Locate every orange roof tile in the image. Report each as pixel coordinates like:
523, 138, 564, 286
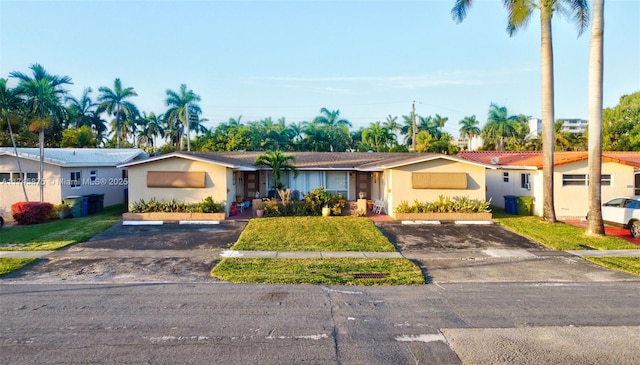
457, 151, 640, 169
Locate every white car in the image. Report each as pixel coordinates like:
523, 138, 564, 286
598, 196, 640, 238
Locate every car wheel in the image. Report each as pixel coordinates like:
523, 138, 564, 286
631, 221, 640, 238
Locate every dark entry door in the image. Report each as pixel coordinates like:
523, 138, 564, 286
244, 172, 259, 199
356, 172, 371, 199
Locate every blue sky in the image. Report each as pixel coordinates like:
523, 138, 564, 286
1, 0, 638, 138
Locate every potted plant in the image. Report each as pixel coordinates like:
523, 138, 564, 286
255, 202, 266, 217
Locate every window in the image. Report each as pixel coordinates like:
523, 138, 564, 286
521, 173, 531, 189
562, 174, 612, 186
503, 172, 509, 183
70, 171, 81, 188
562, 174, 587, 186
25, 173, 38, 184
11, 172, 21, 182
0, 172, 10, 183
325, 171, 348, 196
90, 170, 97, 182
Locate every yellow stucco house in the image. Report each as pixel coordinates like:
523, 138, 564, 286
118, 151, 491, 218
458, 151, 640, 218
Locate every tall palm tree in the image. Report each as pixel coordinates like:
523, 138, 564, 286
452, 0, 590, 222
0, 79, 29, 201
67, 87, 97, 128
165, 84, 201, 151
254, 150, 299, 190
586, 0, 605, 236
362, 121, 395, 152
458, 115, 481, 151
10, 64, 72, 202
97, 78, 139, 148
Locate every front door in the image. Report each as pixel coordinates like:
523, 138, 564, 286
244, 172, 259, 199
356, 172, 371, 199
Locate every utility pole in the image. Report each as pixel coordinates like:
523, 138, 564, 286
412, 101, 416, 152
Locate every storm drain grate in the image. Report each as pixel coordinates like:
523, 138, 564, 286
353, 273, 388, 279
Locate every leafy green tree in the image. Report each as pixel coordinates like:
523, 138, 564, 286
602, 91, 640, 151
165, 84, 202, 151
458, 115, 481, 150
302, 120, 330, 152
137, 112, 165, 152
98, 78, 139, 148
254, 150, 299, 190
10, 64, 72, 202
61, 125, 97, 147
453, 0, 590, 223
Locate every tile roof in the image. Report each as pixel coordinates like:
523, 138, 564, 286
0, 148, 146, 167
457, 151, 640, 169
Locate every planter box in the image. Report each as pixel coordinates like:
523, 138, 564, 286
393, 212, 492, 221
123, 212, 226, 221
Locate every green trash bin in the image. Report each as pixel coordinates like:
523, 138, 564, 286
63, 196, 83, 218
516, 196, 533, 216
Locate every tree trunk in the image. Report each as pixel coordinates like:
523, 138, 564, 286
540, 11, 557, 222
39, 129, 45, 203
587, 0, 605, 236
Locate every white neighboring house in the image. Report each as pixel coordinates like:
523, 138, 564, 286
458, 151, 640, 218
0, 148, 147, 217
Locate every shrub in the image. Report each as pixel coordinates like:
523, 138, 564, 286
11, 202, 55, 225
394, 195, 492, 214
129, 197, 224, 213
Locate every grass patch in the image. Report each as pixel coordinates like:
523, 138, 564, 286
0, 205, 125, 251
584, 257, 640, 275
492, 208, 639, 251
0, 258, 38, 276
232, 216, 397, 252
211, 258, 425, 285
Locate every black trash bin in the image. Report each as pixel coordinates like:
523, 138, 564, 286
96, 194, 104, 212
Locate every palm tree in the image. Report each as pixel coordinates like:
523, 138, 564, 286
165, 84, 201, 151
586, 0, 605, 236
10, 64, 72, 202
482, 104, 517, 150
363, 121, 397, 152
0, 79, 29, 201
452, 0, 590, 222
97, 78, 139, 148
313, 108, 352, 152
254, 150, 299, 190
458, 115, 481, 150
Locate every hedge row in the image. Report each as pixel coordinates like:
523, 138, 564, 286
11, 202, 54, 225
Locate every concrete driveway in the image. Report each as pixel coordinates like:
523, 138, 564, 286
376, 221, 640, 284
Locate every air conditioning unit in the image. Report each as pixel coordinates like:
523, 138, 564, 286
524, 183, 531, 190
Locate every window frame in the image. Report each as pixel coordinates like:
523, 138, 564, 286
70, 171, 81, 188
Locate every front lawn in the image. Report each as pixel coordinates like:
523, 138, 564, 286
211, 258, 425, 285
492, 209, 639, 251
0, 204, 125, 251
232, 216, 397, 252
214, 216, 423, 285
0, 258, 38, 276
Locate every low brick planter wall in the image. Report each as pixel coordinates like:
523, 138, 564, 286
122, 212, 226, 221
393, 212, 492, 221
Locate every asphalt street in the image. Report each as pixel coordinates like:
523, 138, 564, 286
1, 221, 639, 364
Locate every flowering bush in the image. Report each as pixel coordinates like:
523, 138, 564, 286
11, 202, 55, 225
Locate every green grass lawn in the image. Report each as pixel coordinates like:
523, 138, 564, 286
215, 216, 423, 285
0, 204, 125, 251
0, 258, 38, 276
492, 208, 639, 275
492, 209, 639, 251
232, 216, 397, 252
211, 258, 425, 285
